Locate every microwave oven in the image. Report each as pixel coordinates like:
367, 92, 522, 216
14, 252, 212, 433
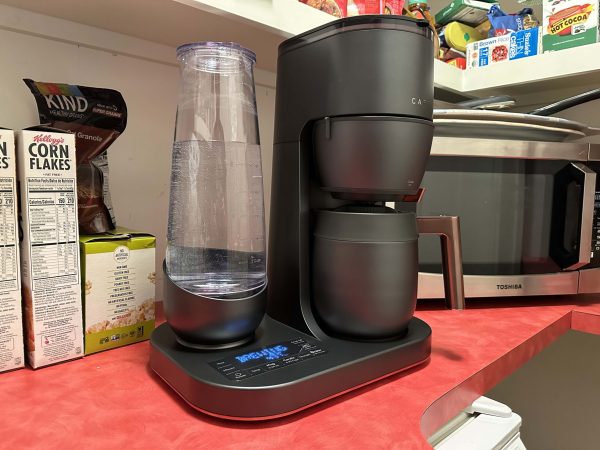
415, 137, 600, 298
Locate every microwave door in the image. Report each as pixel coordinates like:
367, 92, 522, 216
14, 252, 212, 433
549, 163, 596, 271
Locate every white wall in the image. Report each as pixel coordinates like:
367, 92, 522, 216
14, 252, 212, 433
0, 12, 276, 300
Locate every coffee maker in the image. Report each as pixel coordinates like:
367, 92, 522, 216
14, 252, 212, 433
151, 15, 462, 420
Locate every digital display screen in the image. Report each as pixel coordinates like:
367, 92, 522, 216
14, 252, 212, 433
210, 338, 327, 381
234, 345, 289, 364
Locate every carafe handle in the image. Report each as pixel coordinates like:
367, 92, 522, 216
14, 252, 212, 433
417, 216, 465, 310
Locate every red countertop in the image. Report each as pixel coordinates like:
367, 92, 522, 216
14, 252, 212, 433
3, 296, 600, 450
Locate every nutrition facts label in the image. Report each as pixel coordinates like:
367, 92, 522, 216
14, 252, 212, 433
0, 177, 18, 292
27, 177, 79, 290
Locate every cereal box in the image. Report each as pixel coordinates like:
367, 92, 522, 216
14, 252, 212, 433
0, 129, 24, 373
543, 0, 599, 52
80, 228, 155, 355
17, 127, 83, 368
467, 28, 542, 68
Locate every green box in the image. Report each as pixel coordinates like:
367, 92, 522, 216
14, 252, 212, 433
80, 227, 156, 355
435, 0, 497, 27
542, 0, 598, 52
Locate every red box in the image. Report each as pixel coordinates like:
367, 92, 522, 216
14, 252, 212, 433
347, 0, 404, 15
301, 0, 347, 18
383, 0, 405, 14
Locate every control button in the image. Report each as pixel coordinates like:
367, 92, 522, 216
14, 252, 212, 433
231, 371, 248, 380
265, 362, 281, 370
248, 367, 265, 375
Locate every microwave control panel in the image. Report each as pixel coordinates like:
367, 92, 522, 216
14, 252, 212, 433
591, 190, 600, 267
588, 162, 600, 269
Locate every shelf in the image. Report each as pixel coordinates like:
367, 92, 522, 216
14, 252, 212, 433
1, 0, 599, 102
461, 42, 600, 103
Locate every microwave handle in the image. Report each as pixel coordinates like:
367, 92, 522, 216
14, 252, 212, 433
417, 216, 466, 310
550, 162, 596, 271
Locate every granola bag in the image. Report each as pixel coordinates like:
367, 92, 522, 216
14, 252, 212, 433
24, 79, 127, 234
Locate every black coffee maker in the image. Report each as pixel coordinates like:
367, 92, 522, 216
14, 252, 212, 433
151, 15, 462, 420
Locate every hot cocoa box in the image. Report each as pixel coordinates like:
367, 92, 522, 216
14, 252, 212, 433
543, 0, 599, 52
79, 227, 155, 355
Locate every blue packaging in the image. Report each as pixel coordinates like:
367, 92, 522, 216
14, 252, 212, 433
508, 28, 541, 60
467, 27, 541, 68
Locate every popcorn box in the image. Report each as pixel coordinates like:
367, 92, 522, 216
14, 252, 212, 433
0, 129, 24, 373
80, 228, 155, 355
16, 127, 83, 368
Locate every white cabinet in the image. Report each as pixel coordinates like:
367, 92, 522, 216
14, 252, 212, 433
2, 0, 599, 102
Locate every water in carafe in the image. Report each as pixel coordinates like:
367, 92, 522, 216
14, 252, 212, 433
166, 43, 266, 299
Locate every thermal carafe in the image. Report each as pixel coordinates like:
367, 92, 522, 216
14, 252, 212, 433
164, 42, 267, 348
312, 206, 419, 338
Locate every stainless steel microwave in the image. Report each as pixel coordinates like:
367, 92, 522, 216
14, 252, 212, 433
415, 137, 600, 298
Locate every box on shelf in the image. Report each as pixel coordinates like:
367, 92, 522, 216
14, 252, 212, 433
80, 228, 155, 355
435, 0, 498, 27
543, 0, 599, 52
0, 128, 24, 373
467, 28, 541, 68
300, 0, 347, 17
17, 127, 83, 369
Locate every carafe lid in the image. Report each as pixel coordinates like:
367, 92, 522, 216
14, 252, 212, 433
314, 206, 418, 242
176, 42, 256, 63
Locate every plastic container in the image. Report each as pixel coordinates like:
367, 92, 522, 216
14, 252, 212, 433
407, 0, 440, 56
166, 42, 267, 301
440, 21, 484, 52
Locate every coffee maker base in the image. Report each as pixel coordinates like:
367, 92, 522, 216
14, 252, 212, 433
150, 316, 431, 420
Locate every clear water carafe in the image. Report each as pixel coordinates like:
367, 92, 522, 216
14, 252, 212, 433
164, 42, 267, 347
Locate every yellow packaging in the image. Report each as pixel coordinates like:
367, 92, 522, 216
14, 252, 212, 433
80, 228, 155, 355
444, 21, 485, 52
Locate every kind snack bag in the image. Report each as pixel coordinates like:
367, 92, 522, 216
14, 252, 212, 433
543, 0, 598, 51
0, 129, 24, 373
16, 127, 83, 368
23, 79, 127, 234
